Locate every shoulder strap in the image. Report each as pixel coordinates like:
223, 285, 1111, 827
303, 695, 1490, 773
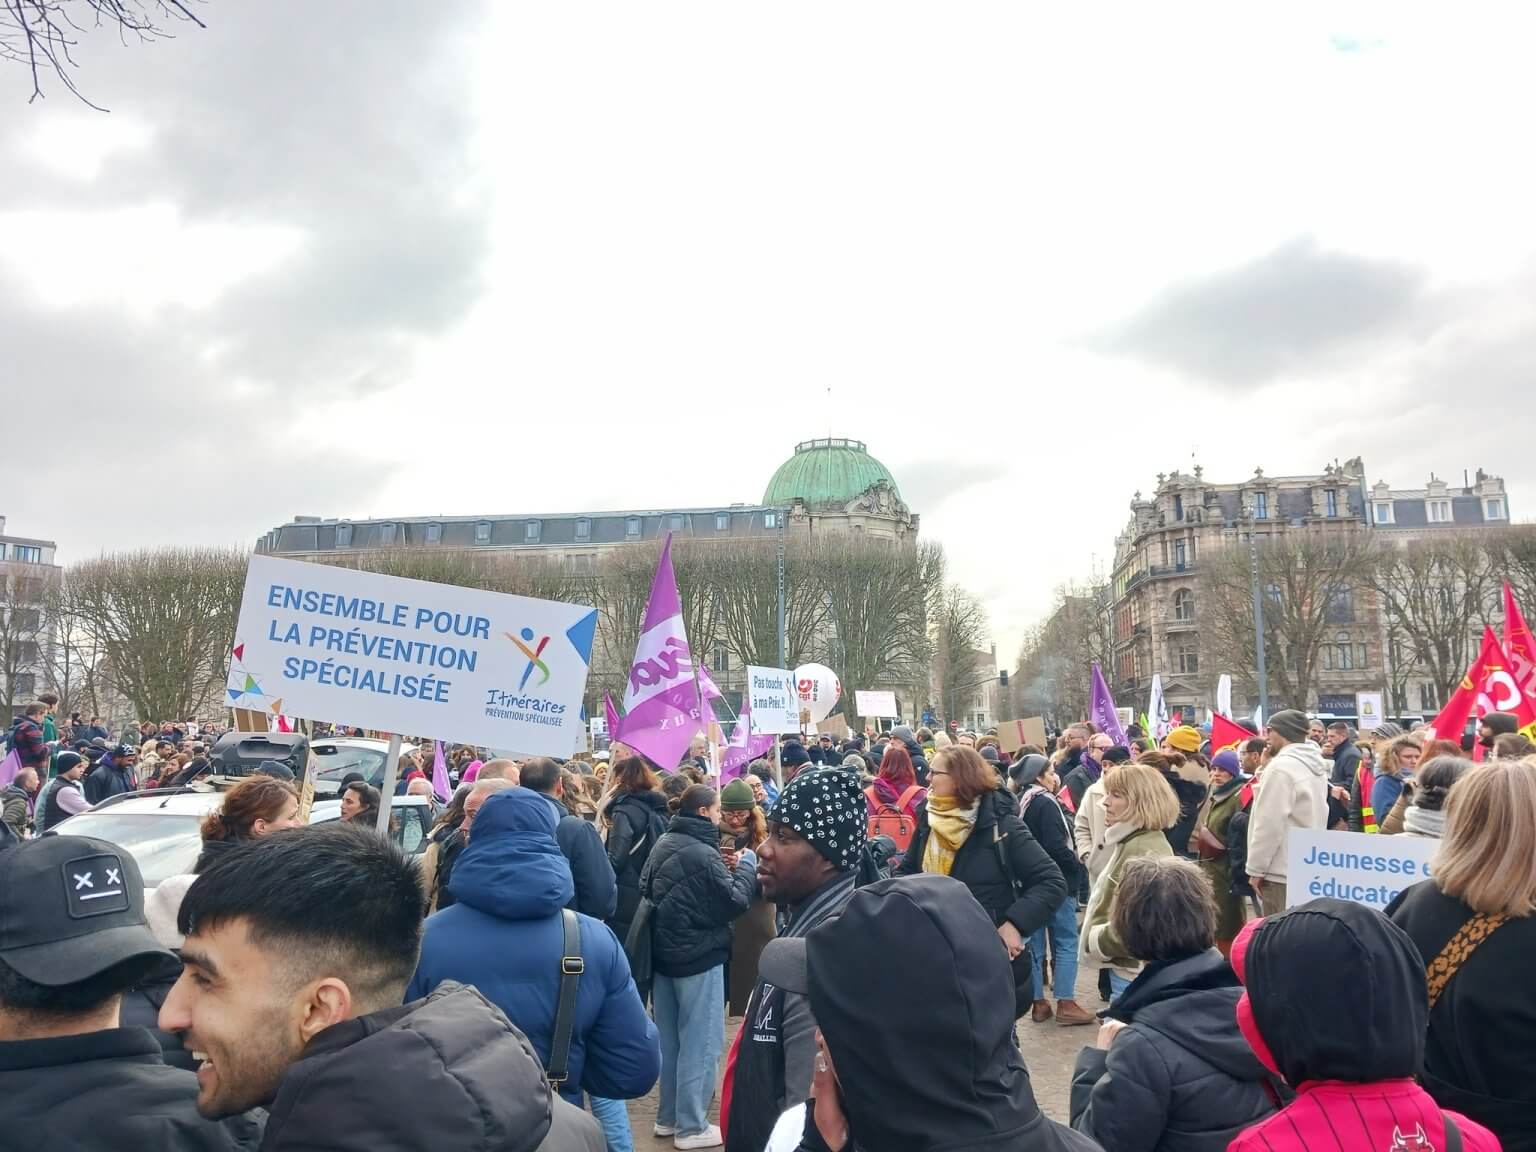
1427, 913, 1508, 1009
546, 909, 584, 1086
896, 785, 922, 810
1442, 1113, 1462, 1152
993, 826, 1021, 896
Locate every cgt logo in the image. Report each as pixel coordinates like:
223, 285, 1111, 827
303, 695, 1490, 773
508, 628, 552, 690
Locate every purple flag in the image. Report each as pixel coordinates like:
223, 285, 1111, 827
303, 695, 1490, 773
616, 535, 703, 771
604, 694, 621, 742
721, 691, 776, 780
431, 740, 451, 802
1089, 662, 1128, 747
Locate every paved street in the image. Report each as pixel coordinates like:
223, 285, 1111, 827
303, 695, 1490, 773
624, 960, 1109, 1140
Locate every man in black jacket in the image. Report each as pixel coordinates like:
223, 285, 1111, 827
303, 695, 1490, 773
1326, 722, 1360, 789
521, 757, 617, 919
161, 824, 602, 1151
725, 770, 864, 1152
84, 744, 138, 804
0, 835, 263, 1149
758, 874, 1100, 1152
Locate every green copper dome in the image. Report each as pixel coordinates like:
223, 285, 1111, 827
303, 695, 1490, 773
762, 438, 901, 507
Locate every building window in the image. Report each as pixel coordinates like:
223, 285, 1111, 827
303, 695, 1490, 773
11, 673, 34, 697
1173, 589, 1194, 621
525, 520, 541, 543
1175, 642, 1198, 674
1430, 501, 1451, 523
379, 523, 396, 546
712, 644, 731, 673
0, 545, 6, 561
715, 512, 730, 532
1265, 582, 1283, 605
1254, 492, 1268, 520
1356, 642, 1369, 668
625, 517, 642, 539
1174, 540, 1187, 569
1419, 683, 1437, 712
1326, 589, 1354, 624
566, 554, 593, 573
575, 518, 591, 542
764, 511, 779, 529
668, 514, 685, 533
425, 522, 443, 544
475, 520, 492, 544
1325, 489, 1338, 517
1374, 503, 1391, 525
11, 545, 41, 564
1487, 499, 1504, 520
1173, 495, 1184, 521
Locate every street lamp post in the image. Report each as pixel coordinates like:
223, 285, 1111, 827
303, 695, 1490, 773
1250, 521, 1270, 722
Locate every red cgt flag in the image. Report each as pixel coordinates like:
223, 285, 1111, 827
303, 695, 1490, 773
1210, 713, 1258, 755
1502, 582, 1536, 704
1426, 627, 1536, 749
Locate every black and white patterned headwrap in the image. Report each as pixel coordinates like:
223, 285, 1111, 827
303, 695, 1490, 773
768, 768, 868, 872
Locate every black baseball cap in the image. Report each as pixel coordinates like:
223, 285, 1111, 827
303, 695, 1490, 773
0, 836, 170, 985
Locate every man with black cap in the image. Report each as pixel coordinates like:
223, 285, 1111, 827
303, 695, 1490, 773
756, 874, 1101, 1152
1246, 710, 1327, 916
35, 751, 90, 833
0, 835, 263, 1148
723, 769, 866, 1152
83, 743, 139, 804
1478, 710, 1520, 751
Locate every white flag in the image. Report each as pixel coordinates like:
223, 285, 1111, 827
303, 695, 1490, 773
1148, 674, 1171, 740
1216, 674, 1233, 720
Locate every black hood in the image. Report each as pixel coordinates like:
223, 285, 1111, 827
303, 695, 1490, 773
1114, 949, 1273, 1084
262, 982, 570, 1152
1234, 899, 1426, 1087
805, 874, 1071, 1151
619, 789, 670, 815
1165, 773, 1209, 805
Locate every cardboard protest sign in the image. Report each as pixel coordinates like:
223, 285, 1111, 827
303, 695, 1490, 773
229, 554, 597, 758
854, 690, 898, 718
996, 717, 1047, 754
1286, 828, 1437, 912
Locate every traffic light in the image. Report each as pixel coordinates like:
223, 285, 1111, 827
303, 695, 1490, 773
999, 670, 1009, 688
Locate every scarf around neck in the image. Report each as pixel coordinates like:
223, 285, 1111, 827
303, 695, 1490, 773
1403, 805, 1446, 837
922, 795, 980, 877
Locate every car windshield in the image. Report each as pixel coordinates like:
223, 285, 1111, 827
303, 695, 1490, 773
54, 812, 204, 887
313, 746, 387, 786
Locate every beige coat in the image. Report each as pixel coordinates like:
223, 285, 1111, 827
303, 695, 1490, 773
1073, 778, 1112, 883
1245, 740, 1328, 884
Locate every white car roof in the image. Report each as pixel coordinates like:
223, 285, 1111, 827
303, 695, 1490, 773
81, 788, 433, 819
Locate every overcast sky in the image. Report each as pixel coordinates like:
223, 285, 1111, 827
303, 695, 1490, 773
5, 2, 1535, 664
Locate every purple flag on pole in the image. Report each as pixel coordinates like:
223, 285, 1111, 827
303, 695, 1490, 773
617, 535, 703, 771
1088, 662, 1128, 748
721, 692, 776, 780
431, 740, 451, 802
604, 694, 621, 742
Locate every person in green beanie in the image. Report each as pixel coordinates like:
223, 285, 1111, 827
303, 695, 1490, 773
721, 776, 774, 1015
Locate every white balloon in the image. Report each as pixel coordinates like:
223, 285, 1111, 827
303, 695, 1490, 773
793, 663, 842, 723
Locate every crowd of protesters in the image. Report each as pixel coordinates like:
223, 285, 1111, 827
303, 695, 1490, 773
0, 694, 1533, 1152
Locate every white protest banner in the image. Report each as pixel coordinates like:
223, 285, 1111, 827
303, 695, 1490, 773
1356, 691, 1384, 731
854, 690, 898, 718
1286, 828, 1436, 912
228, 554, 597, 758
746, 666, 799, 734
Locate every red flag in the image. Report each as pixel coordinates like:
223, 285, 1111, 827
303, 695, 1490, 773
1210, 714, 1258, 755
1502, 583, 1536, 703
1427, 627, 1536, 746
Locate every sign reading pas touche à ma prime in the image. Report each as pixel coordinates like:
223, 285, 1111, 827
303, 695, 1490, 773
228, 554, 597, 756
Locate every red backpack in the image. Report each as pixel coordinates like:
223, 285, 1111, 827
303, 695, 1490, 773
865, 784, 923, 851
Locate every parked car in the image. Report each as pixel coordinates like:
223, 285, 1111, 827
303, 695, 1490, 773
51, 785, 434, 890
312, 737, 423, 796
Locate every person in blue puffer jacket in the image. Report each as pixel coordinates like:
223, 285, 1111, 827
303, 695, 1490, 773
406, 787, 660, 1113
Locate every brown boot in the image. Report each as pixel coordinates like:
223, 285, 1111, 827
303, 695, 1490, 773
1056, 999, 1096, 1026
1030, 999, 1053, 1023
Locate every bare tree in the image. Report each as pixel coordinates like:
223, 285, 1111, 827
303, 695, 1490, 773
61, 547, 246, 722
0, 567, 53, 715
708, 539, 827, 671
1485, 527, 1536, 629
2, 0, 204, 107
1013, 583, 1110, 727
1201, 530, 1374, 711
1368, 534, 1495, 708
822, 540, 945, 730
931, 584, 989, 725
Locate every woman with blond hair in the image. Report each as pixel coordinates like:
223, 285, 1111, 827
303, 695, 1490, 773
1081, 761, 1179, 1000
1388, 758, 1536, 1152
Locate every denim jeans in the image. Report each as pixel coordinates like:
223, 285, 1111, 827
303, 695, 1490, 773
589, 1096, 634, 1152
654, 966, 725, 1137
1108, 970, 1132, 1000
1029, 895, 1080, 1001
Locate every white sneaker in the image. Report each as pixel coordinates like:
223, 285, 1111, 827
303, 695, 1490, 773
653, 1123, 677, 1137
674, 1126, 723, 1150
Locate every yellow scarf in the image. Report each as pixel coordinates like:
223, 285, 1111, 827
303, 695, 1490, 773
923, 796, 980, 877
